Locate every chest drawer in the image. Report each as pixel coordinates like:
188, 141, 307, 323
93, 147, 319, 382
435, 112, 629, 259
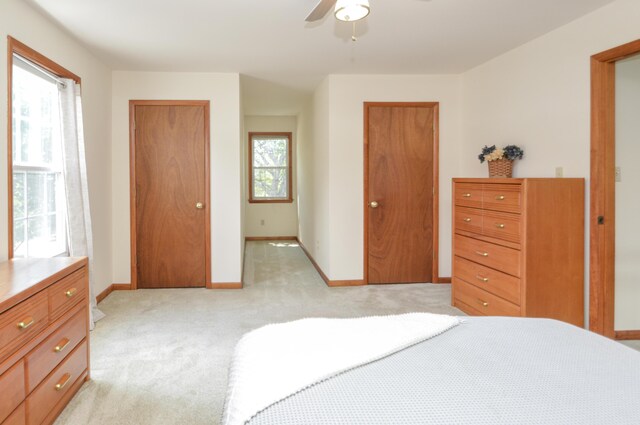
453, 277, 520, 317
454, 234, 521, 277
27, 340, 88, 425
482, 184, 522, 213
25, 307, 87, 393
0, 360, 26, 423
48, 268, 87, 321
454, 256, 521, 305
454, 207, 483, 234
3, 403, 26, 425
455, 183, 483, 209
0, 293, 48, 363
481, 210, 521, 244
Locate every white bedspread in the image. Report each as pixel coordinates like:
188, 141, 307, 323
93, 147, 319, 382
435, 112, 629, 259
221, 313, 461, 425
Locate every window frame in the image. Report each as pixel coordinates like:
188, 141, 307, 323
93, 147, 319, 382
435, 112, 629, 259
248, 132, 293, 204
7, 36, 81, 259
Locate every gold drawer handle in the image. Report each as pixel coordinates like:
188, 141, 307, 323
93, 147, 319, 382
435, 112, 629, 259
477, 299, 489, 307
495, 195, 505, 200
55, 373, 72, 391
463, 218, 472, 222
475, 251, 489, 257
462, 193, 471, 198
17, 317, 35, 330
495, 223, 505, 229
65, 288, 77, 298
476, 275, 489, 283
54, 338, 71, 353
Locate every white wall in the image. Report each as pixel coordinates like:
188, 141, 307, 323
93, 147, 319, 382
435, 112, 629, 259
111, 71, 243, 284
297, 79, 332, 275
461, 0, 640, 325
244, 116, 299, 238
326, 75, 463, 281
615, 54, 640, 330
0, 0, 113, 295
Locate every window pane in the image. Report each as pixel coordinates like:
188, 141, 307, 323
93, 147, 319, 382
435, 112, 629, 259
14, 219, 26, 256
253, 168, 287, 199
27, 172, 45, 215
27, 215, 45, 241
48, 215, 57, 240
46, 173, 56, 212
253, 138, 288, 167
13, 172, 26, 220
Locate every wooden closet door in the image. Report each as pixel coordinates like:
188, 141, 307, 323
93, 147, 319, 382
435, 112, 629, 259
133, 103, 208, 288
366, 104, 436, 284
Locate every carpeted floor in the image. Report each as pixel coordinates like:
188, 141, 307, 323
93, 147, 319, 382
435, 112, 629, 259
54, 241, 464, 425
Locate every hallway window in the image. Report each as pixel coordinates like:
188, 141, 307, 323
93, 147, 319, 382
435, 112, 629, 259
249, 132, 293, 203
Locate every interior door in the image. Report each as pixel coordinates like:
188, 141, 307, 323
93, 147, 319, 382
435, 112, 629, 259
366, 104, 436, 284
133, 103, 208, 288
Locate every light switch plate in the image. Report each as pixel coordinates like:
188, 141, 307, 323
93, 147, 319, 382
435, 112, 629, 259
615, 166, 621, 182
555, 167, 563, 178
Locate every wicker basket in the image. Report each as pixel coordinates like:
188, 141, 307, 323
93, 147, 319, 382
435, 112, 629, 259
488, 158, 513, 178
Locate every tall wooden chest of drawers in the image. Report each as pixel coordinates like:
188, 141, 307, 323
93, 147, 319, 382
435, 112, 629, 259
0, 258, 89, 425
452, 178, 585, 326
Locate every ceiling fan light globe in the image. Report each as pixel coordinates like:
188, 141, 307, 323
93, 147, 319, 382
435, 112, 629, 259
334, 0, 370, 22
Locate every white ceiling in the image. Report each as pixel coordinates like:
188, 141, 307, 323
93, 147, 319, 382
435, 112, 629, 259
28, 0, 614, 95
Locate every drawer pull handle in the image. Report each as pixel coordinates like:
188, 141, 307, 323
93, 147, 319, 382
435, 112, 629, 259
55, 373, 72, 391
65, 288, 77, 298
54, 338, 71, 353
475, 251, 489, 257
476, 275, 489, 283
463, 218, 472, 222
477, 299, 489, 307
495, 195, 505, 200
462, 193, 471, 198
495, 223, 505, 229
17, 317, 35, 330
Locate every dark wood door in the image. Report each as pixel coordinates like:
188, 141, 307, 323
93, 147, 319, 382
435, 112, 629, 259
133, 103, 208, 288
366, 104, 436, 284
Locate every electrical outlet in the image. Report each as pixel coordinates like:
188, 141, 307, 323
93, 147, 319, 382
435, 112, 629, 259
260, 219, 265, 226
555, 167, 563, 178
615, 166, 622, 182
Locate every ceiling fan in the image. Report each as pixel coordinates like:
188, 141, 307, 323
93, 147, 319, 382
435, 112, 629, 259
305, 0, 371, 23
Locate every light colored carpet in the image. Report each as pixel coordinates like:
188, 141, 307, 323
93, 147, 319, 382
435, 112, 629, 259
54, 241, 464, 425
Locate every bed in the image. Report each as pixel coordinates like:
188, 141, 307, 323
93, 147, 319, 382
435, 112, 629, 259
222, 313, 640, 425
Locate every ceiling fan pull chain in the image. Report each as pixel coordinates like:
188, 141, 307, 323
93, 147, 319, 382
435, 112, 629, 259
352, 22, 357, 42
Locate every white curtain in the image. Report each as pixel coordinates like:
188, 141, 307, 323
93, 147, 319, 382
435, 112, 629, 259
59, 78, 104, 330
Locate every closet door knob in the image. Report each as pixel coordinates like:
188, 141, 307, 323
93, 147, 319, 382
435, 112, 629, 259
196, 202, 204, 209
369, 201, 379, 208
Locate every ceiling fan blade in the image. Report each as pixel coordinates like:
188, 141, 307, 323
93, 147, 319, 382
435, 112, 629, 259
305, 0, 337, 22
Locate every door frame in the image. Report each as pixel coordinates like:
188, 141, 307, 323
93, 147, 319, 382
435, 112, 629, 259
129, 100, 211, 290
363, 102, 440, 285
589, 39, 640, 338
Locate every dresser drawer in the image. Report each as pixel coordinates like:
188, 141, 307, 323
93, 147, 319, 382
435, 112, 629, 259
48, 268, 87, 321
3, 403, 26, 425
454, 206, 483, 234
454, 234, 521, 277
454, 256, 521, 305
25, 307, 87, 393
453, 278, 520, 317
0, 360, 25, 423
454, 183, 483, 209
0, 293, 48, 363
481, 210, 521, 244
482, 184, 522, 213
27, 340, 87, 425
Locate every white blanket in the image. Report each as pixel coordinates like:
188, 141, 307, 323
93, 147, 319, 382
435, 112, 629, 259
222, 313, 461, 425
